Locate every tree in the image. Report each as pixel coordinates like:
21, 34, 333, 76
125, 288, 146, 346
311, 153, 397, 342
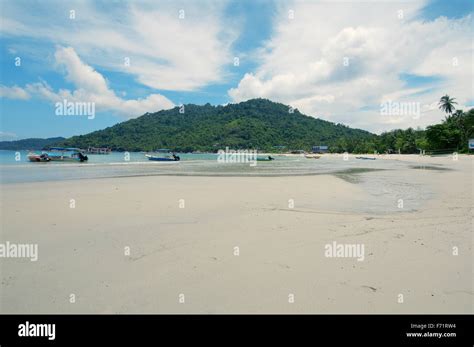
425, 122, 461, 151
438, 95, 457, 118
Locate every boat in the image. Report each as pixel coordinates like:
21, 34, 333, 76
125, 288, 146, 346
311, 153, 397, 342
28, 148, 88, 162
46, 148, 89, 162
256, 156, 275, 161
145, 154, 180, 162
355, 156, 376, 160
27, 152, 51, 162
305, 154, 321, 159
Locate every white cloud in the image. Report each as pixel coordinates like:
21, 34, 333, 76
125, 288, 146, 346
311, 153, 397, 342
1, 0, 237, 91
229, 1, 473, 133
0, 85, 30, 100
4, 46, 175, 117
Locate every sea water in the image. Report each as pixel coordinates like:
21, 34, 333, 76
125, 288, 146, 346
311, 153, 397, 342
0, 150, 441, 213
0, 149, 413, 181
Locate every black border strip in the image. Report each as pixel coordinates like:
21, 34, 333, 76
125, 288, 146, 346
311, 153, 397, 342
0, 314, 472, 346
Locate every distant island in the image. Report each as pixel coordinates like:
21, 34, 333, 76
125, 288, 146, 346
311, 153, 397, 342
3, 98, 473, 154
55, 99, 375, 153
0, 137, 65, 150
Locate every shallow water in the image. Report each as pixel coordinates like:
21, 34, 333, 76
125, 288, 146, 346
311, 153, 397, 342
0, 150, 447, 214
0, 150, 423, 183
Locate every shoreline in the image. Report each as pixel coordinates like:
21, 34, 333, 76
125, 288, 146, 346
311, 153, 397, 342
0, 154, 468, 185
0, 155, 472, 313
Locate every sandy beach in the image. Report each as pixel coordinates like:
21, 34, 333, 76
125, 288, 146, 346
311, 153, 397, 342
0, 154, 472, 313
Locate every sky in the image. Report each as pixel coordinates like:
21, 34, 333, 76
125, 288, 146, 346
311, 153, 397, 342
0, 0, 472, 140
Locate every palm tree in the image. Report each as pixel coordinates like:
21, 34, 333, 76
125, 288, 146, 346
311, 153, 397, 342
438, 95, 457, 118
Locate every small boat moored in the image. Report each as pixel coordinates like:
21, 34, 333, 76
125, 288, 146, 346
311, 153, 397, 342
28, 148, 88, 162
355, 156, 376, 160
47, 148, 89, 162
146, 154, 180, 162
256, 156, 275, 162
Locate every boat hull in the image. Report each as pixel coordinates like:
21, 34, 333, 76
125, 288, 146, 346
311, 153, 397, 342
28, 155, 50, 162
48, 157, 83, 162
148, 157, 177, 162
145, 154, 180, 162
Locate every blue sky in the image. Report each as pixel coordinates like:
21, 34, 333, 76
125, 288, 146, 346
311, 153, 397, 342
0, 0, 472, 140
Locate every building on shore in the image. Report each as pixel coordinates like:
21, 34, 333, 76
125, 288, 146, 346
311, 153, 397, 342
86, 147, 112, 154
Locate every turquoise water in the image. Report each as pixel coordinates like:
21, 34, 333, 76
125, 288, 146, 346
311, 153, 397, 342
0, 150, 438, 183
0, 149, 400, 183
0, 150, 444, 213
0, 150, 216, 165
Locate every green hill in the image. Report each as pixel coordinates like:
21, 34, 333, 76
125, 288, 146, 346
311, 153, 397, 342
0, 137, 65, 150
57, 99, 375, 152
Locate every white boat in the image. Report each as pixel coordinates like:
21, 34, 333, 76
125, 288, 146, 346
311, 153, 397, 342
28, 148, 89, 163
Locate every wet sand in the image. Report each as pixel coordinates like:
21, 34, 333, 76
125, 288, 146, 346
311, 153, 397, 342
0, 155, 472, 313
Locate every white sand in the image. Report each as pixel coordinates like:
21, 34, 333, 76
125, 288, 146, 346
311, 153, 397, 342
0, 155, 472, 313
